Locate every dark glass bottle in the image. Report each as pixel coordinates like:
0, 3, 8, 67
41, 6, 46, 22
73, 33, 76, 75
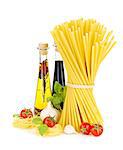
52, 44, 65, 94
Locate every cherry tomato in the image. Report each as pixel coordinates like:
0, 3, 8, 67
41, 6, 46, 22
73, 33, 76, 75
91, 124, 103, 136
20, 109, 33, 119
80, 122, 92, 135
43, 116, 56, 128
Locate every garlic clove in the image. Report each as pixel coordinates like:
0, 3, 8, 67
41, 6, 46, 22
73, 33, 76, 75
64, 125, 77, 134
40, 101, 60, 122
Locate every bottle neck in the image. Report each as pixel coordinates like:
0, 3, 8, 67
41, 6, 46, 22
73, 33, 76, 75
39, 54, 47, 63
55, 51, 62, 61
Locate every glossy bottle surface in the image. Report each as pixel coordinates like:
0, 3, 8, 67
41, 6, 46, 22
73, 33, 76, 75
34, 44, 51, 116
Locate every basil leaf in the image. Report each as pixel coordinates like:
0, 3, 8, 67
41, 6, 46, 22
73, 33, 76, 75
47, 96, 54, 102
32, 117, 42, 125
47, 82, 66, 110
53, 94, 63, 104
13, 114, 20, 118
54, 81, 63, 93
38, 124, 48, 136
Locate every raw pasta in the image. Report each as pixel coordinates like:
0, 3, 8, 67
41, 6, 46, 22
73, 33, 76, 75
51, 18, 116, 132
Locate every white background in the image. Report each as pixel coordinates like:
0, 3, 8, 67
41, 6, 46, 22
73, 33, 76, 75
0, 0, 123, 149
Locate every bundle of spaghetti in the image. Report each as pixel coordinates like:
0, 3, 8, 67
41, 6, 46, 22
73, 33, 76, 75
51, 18, 116, 132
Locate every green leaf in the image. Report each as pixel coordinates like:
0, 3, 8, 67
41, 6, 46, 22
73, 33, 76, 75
47, 82, 66, 110
53, 104, 61, 110
54, 81, 63, 93
13, 114, 20, 118
53, 94, 63, 104
32, 117, 42, 125
47, 96, 54, 102
38, 124, 48, 136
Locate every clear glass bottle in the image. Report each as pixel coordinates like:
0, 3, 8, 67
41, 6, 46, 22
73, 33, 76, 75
52, 43, 65, 94
34, 43, 51, 116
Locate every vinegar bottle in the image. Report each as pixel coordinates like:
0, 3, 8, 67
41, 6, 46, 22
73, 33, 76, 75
34, 43, 51, 116
52, 43, 65, 94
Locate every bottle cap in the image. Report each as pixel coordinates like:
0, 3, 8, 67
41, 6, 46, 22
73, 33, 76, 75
38, 43, 48, 50
38, 43, 48, 55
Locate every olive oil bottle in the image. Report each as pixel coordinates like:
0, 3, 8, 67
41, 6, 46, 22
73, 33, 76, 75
34, 43, 51, 115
